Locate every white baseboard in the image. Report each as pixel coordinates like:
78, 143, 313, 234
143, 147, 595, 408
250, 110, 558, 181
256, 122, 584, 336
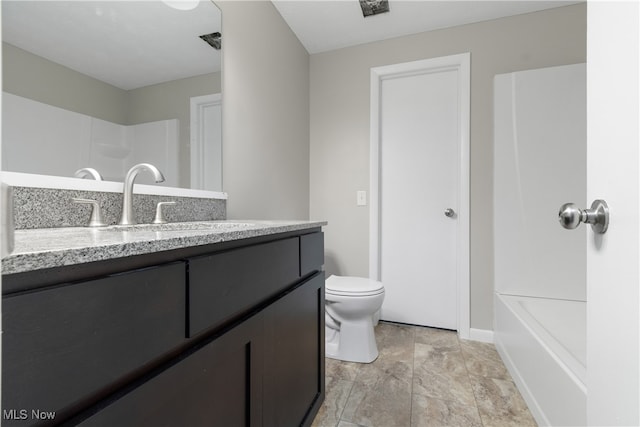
468, 328, 494, 343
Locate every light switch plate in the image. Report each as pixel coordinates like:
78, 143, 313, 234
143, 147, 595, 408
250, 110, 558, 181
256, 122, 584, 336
357, 190, 367, 206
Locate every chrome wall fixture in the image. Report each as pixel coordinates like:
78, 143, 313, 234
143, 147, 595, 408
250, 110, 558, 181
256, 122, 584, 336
558, 199, 609, 234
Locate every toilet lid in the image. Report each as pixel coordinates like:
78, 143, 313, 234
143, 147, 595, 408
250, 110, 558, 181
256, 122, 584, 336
325, 275, 384, 296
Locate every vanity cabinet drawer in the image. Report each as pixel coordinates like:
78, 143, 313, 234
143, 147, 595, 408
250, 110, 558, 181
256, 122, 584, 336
300, 232, 324, 276
188, 237, 299, 337
1, 262, 186, 427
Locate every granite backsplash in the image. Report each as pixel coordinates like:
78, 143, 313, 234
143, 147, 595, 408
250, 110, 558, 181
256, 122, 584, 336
12, 186, 226, 229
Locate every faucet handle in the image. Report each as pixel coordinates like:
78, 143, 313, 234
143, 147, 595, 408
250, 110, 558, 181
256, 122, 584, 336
153, 201, 176, 224
72, 198, 107, 227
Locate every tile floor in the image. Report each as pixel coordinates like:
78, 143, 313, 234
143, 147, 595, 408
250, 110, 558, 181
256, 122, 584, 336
312, 322, 537, 427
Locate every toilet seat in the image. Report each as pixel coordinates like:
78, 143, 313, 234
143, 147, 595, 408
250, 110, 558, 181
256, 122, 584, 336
326, 276, 384, 297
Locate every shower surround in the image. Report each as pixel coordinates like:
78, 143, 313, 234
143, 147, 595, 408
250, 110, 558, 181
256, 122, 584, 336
493, 63, 587, 426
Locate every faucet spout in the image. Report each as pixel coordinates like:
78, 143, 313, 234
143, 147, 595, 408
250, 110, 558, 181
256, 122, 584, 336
119, 163, 165, 225
74, 167, 103, 180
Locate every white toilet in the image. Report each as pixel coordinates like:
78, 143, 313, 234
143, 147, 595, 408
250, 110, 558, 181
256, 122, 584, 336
325, 275, 385, 363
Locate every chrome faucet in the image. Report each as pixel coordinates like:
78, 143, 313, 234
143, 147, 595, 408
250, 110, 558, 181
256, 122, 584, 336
119, 163, 165, 225
74, 167, 103, 180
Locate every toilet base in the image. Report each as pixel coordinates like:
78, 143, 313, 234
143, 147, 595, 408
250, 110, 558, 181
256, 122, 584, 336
325, 318, 379, 363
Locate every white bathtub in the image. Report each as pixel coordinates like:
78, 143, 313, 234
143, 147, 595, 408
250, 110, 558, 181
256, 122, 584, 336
494, 293, 586, 426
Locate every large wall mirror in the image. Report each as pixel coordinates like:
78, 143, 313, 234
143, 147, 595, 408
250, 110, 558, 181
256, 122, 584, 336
1, 0, 222, 191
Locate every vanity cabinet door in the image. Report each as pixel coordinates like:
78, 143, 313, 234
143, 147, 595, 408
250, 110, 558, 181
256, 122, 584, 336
263, 272, 325, 427
78, 311, 265, 427
2, 262, 186, 427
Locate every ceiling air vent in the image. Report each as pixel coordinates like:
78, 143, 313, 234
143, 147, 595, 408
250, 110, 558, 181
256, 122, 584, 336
200, 32, 221, 50
359, 0, 389, 17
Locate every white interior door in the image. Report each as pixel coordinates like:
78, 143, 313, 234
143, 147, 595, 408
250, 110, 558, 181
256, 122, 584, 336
586, 3, 639, 425
378, 61, 461, 329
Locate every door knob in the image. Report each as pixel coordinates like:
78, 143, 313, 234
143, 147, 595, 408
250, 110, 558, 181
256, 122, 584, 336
558, 199, 609, 234
444, 208, 456, 218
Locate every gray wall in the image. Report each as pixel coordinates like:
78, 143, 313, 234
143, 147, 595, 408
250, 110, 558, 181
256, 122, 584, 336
3, 42, 129, 124
217, 1, 310, 220
309, 4, 587, 330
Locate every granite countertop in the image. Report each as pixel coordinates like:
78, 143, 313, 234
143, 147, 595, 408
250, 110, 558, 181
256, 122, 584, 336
1, 220, 326, 275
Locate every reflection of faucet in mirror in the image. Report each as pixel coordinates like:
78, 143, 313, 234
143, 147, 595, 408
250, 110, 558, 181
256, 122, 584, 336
74, 168, 103, 181
119, 163, 165, 226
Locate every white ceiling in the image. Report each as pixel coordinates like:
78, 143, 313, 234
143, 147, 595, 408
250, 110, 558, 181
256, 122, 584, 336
2, 1, 221, 90
272, 0, 582, 54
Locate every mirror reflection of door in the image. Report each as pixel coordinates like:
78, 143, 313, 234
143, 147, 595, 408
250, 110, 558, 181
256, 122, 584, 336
190, 94, 222, 191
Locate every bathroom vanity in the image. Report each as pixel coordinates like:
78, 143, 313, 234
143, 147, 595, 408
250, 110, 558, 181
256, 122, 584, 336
2, 221, 326, 427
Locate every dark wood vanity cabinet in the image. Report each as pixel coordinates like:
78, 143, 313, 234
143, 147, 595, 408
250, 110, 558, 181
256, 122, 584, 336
2, 263, 187, 427
78, 310, 266, 427
263, 273, 325, 427
2, 230, 325, 427
187, 237, 300, 338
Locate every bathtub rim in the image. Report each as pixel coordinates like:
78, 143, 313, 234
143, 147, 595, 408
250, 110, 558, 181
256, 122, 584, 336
499, 293, 586, 385
494, 292, 587, 427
